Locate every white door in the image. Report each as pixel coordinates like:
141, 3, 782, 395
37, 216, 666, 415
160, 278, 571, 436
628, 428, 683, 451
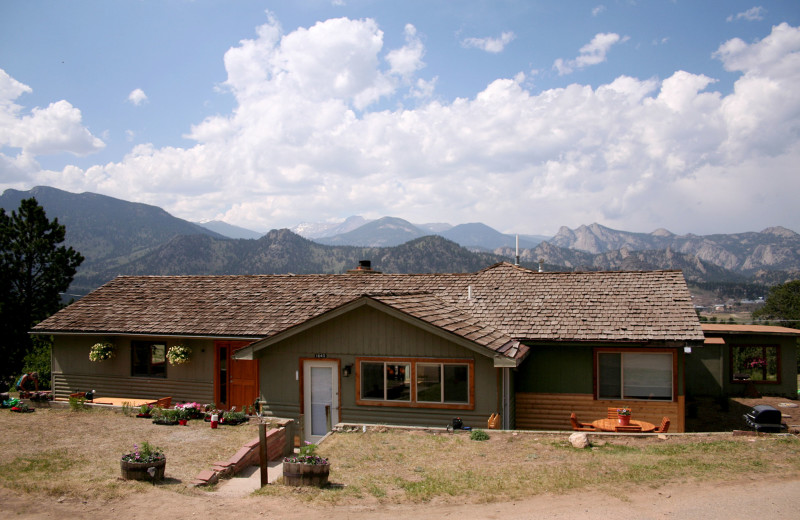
303, 360, 339, 443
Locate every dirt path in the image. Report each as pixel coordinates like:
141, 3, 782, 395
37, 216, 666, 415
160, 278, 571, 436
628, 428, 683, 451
4, 476, 799, 519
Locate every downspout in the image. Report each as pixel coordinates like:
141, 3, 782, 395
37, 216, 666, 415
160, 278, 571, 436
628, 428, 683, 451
502, 367, 510, 429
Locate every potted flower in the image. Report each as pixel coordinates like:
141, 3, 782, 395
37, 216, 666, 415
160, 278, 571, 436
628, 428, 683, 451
152, 407, 179, 425
166, 344, 191, 365
89, 342, 115, 362
283, 442, 330, 487
617, 408, 632, 426
221, 410, 248, 425
10, 401, 34, 413
121, 442, 166, 481
136, 404, 153, 418
178, 402, 204, 419
176, 407, 189, 426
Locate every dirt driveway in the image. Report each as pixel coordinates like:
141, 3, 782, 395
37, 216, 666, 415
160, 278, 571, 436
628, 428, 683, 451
3, 476, 799, 519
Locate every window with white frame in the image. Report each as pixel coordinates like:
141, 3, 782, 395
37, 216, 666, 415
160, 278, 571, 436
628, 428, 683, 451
597, 351, 673, 401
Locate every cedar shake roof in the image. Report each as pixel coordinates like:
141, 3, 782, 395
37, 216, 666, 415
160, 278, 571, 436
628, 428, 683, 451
701, 323, 800, 336
33, 263, 704, 361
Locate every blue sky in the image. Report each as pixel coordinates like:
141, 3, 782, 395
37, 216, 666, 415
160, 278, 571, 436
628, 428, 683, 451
1, 1, 799, 235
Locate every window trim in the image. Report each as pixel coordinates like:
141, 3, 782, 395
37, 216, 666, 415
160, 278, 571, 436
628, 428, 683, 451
355, 357, 475, 410
131, 341, 167, 378
729, 344, 781, 384
594, 348, 677, 402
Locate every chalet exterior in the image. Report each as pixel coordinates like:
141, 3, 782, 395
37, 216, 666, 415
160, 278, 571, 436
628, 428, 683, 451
33, 262, 704, 439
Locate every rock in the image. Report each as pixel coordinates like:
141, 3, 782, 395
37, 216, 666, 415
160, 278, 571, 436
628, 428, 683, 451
569, 432, 590, 449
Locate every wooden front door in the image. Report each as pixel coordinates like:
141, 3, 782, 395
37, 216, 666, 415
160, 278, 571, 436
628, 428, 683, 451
214, 341, 259, 410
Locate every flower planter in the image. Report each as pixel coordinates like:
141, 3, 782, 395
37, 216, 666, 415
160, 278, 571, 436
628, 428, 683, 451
152, 419, 179, 426
136, 414, 152, 418
178, 419, 188, 426
283, 462, 330, 487
120, 458, 166, 481
617, 414, 631, 426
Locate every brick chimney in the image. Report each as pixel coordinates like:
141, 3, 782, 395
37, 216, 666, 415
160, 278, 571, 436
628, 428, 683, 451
347, 260, 381, 274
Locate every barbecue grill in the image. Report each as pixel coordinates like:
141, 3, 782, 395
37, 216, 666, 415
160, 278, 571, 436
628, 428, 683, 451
743, 404, 787, 433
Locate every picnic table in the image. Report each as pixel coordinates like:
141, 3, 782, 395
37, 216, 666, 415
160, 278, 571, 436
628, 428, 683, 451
591, 418, 656, 432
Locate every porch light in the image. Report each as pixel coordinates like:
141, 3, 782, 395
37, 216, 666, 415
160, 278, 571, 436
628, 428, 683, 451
342, 364, 353, 377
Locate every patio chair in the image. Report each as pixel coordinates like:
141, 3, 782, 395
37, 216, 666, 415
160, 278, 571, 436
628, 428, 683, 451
608, 407, 632, 419
570, 412, 596, 431
69, 391, 93, 403
654, 417, 670, 433
614, 424, 642, 433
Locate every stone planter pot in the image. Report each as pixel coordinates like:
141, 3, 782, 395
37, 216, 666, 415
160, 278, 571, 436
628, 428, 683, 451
120, 459, 166, 481
283, 462, 330, 487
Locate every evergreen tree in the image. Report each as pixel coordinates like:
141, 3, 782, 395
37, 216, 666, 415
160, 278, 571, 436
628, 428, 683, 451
0, 198, 83, 383
752, 280, 800, 327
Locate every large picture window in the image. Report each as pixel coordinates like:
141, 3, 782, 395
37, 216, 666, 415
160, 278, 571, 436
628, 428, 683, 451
731, 345, 779, 383
356, 357, 473, 409
597, 350, 674, 401
131, 341, 167, 378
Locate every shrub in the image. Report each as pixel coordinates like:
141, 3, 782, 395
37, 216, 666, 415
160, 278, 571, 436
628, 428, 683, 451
470, 429, 490, 441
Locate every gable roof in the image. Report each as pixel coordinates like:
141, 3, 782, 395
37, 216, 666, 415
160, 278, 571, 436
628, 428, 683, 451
33, 263, 704, 361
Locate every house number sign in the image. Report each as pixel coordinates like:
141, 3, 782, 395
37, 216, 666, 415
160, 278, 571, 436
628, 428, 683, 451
314, 353, 327, 358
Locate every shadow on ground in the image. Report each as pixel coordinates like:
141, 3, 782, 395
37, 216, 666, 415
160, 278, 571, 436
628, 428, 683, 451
686, 395, 800, 432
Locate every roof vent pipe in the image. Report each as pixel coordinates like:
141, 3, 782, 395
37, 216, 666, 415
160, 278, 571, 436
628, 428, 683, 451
538, 258, 544, 273
468, 285, 473, 300
515, 235, 520, 266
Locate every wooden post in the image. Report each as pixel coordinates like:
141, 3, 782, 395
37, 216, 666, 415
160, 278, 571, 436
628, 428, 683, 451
259, 422, 269, 487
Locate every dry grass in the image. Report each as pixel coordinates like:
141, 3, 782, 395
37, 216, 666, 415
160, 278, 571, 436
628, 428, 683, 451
3, 406, 800, 506
0, 405, 262, 499
256, 428, 800, 505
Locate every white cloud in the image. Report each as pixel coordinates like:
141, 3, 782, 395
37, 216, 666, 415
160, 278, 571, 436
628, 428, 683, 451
10, 19, 800, 236
461, 31, 516, 53
554, 33, 628, 75
386, 24, 425, 79
127, 88, 148, 106
727, 6, 766, 22
592, 5, 606, 17
0, 68, 105, 179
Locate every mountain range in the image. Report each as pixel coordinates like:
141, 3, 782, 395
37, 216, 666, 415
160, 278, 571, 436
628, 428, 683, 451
2, 186, 798, 298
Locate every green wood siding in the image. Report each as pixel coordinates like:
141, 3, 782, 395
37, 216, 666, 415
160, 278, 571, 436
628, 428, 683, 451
686, 334, 798, 398
255, 305, 499, 429
515, 345, 594, 394
51, 335, 216, 403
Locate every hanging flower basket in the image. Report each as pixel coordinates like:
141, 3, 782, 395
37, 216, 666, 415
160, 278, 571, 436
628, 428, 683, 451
166, 345, 191, 365
89, 342, 115, 362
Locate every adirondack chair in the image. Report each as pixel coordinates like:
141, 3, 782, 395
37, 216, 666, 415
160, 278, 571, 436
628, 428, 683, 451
654, 417, 670, 433
570, 412, 596, 431
154, 396, 172, 408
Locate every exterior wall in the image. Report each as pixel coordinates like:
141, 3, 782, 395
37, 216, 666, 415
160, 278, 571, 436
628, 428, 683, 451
686, 334, 798, 398
516, 392, 684, 432
685, 344, 725, 397
51, 334, 216, 404
254, 305, 499, 430
515, 344, 686, 432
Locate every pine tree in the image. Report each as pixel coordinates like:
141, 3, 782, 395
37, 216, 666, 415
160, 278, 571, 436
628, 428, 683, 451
0, 198, 84, 383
